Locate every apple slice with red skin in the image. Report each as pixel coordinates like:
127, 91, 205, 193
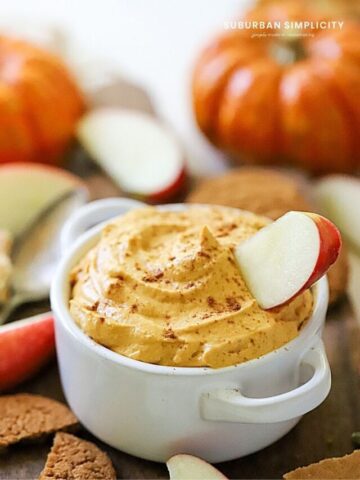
77, 108, 186, 203
235, 211, 341, 310
0, 312, 55, 392
0, 163, 88, 235
167, 454, 228, 480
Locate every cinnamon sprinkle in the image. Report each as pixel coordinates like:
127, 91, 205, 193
142, 270, 164, 282
226, 297, 241, 311
207, 296, 216, 307
163, 328, 177, 340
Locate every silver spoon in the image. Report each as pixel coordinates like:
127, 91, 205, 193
0, 190, 86, 325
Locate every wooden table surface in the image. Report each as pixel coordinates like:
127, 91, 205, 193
1, 158, 359, 479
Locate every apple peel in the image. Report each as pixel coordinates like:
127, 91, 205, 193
235, 211, 341, 309
0, 312, 55, 392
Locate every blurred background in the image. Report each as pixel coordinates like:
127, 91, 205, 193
0, 0, 253, 175
0, 1, 360, 477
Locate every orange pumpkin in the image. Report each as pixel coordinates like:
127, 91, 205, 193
0, 36, 85, 164
192, 1, 360, 174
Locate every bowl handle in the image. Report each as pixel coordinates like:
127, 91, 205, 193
60, 197, 145, 252
200, 340, 331, 423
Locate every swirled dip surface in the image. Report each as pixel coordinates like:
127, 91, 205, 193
70, 206, 313, 368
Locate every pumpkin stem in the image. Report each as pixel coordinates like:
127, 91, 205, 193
270, 38, 306, 65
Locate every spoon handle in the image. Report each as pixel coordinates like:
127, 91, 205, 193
0, 295, 23, 325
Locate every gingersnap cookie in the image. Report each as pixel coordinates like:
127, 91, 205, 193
327, 243, 349, 305
284, 450, 360, 479
187, 167, 348, 305
0, 394, 78, 450
187, 168, 312, 220
39, 432, 116, 480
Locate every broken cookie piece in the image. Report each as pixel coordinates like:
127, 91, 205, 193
39, 432, 116, 480
0, 394, 78, 450
284, 450, 360, 479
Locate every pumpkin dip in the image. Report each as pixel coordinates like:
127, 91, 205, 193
69, 206, 313, 368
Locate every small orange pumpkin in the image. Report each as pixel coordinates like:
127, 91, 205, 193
192, 1, 360, 174
0, 36, 85, 164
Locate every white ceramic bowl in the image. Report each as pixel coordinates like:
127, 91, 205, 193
51, 198, 331, 463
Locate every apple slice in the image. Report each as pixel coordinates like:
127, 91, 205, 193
77, 108, 186, 202
0, 163, 88, 235
235, 211, 341, 309
167, 454, 227, 480
0, 312, 55, 392
315, 175, 360, 253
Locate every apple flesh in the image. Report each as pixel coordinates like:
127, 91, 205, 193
167, 454, 228, 480
235, 211, 341, 310
0, 312, 55, 392
0, 163, 88, 235
77, 108, 186, 202
315, 175, 360, 253
0, 230, 12, 303
347, 251, 360, 326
